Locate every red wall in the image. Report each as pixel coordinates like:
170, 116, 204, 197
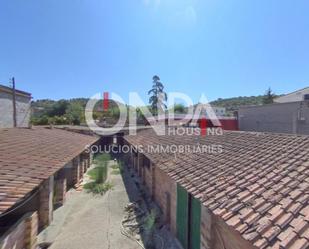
219, 119, 238, 130
197, 118, 238, 131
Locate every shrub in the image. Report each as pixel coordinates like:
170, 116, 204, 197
48, 115, 70, 125
96, 165, 105, 183
144, 210, 156, 231
83, 181, 113, 195
85, 153, 111, 193
94, 153, 111, 165
110, 161, 124, 175
87, 165, 107, 184
31, 115, 49, 125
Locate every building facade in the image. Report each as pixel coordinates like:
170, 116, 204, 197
0, 84, 32, 128
0, 128, 99, 249
238, 101, 309, 135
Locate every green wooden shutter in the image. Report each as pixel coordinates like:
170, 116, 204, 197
177, 184, 189, 249
190, 197, 201, 249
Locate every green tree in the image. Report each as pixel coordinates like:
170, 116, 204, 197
47, 100, 69, 117
108, 107, 120, 119
65, 102, 84, 125
173, 103, 185, 113
148, 75, 167, 115
263, 88, 276, 104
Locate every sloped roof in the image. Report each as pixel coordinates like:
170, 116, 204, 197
0, 84, 31, 98
276, 87, 309, 98
125, 129, 309, 249
274, 87, 309, 103
0, 127, 99, 215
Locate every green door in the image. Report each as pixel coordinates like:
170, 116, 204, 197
177, 184, 201, 249
177, 184, 189, 249
189, 197, 201, 249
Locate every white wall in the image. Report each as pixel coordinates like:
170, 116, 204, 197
0, 91, 31, 128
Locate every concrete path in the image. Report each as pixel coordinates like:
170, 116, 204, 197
42, 161, 142, 249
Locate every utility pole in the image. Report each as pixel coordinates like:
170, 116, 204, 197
11, 77, 17, 127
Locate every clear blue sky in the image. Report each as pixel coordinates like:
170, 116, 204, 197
0, 0, 309, 103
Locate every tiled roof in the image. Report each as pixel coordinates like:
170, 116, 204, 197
0, 127, 99, 214
124, 129, 309, 249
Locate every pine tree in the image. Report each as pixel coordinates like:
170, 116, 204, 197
148, 75, 167, 115
263, 87, 276, 104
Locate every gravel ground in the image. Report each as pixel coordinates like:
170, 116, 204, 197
38, 160, 181, 249
40, 161, 142, 249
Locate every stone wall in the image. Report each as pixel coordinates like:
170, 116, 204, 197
201, 206, 213, 249
129, 151, 177, 236
153, 166, 177, 236
39, 176, 54, 229
54, 168, 67, 206
54, 178, 67, 206
154, 166, 177, 236
64, 161, 74, 188
24, 212, 38, 249
200, 206, 256, 249
72, 156, 81, 186
0, 212, 38, 249
0, 149, 94, 248
143, 161, 153, 196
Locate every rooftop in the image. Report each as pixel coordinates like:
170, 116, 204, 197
0, 84, 32, 98
125, 129, 309, 249
276, 87, 309, 98
0, 127, 99, 215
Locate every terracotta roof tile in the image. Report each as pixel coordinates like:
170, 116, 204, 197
125, 128, 309, 249
0, 127, 99, 214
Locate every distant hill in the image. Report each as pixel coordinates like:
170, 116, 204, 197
31, 98, 131, 126
32, 98, 125, 116
31, 94, 277, 123
210, 95, 265, 114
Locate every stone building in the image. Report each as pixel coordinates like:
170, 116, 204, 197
124, 128, 309, 249
0, 127, 99, 249
0, 84, 32, 128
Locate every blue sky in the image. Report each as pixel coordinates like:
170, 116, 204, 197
0, 0, 309, 103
